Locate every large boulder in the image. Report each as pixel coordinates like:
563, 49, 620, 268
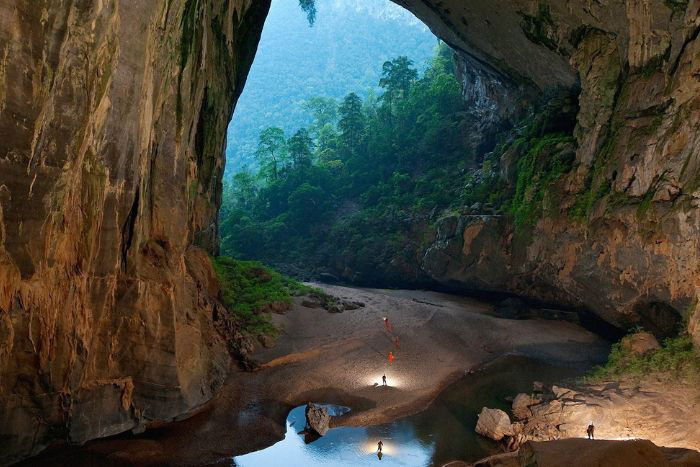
512, 394, 541, 420
305, 403, 331, 436
621, 332, 661, 357
476, 408, 514, 441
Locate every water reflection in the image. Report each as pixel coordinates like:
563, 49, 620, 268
234, 357, 589, 467
235, 405, 434, 466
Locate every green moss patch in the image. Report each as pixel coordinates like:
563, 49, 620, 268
212, 256, 315, 337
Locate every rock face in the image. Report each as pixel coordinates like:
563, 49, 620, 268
1, 0, 700, 463
476, 407, 514, 441
305, 403, 331, 436
401, 0, 700, 344
0, 0, 271, 464
510, 380, 700, 452
518, 439, 700, 467
465, 439, 700, 467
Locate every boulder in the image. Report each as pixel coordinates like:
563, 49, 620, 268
305, 403, 331, 436
620, 332, 661, 357
475, 407, 514, 441
512, 393, 541, 420
551, 386, 574, 399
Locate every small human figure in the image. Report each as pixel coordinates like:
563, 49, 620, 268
388, 351, 395, 366
394, 336, 400, 349
377, 451, 383, 461
383, 317, 393, 333
377, 440, 383, 453
382, 374, 387, 386
587, 422, 595, 440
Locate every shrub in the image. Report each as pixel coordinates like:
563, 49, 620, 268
585, 332, 700, 383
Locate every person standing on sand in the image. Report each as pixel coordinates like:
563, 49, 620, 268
377, 440, 383, 453
383, 317, 392, 333
388, 351, 395, 366
382, 374, 387, 386
587, 423, 595, 440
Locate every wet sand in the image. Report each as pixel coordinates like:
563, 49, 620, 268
20, 285, 610, 466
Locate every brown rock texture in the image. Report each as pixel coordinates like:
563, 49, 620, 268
509, 380, 700, 452
412, 1, 700, 343
1, 0, 700, 463
0, 0, 270, 464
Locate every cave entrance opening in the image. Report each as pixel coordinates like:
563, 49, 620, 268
218, 0, 474, 284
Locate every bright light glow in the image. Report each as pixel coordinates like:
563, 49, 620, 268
364, 373, 404, 388
363, 440, 397, 455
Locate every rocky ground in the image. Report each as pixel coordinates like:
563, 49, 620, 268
18, 284, 609, 466
453, 439, 700, 467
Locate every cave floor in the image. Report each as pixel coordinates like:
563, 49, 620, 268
20, 285, 617, 466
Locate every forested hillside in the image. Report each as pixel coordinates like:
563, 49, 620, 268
225, 0, 437, 173
219, 44, 522, 284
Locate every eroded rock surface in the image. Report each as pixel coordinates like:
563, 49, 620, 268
2, 0, 700, 463
0, 0, 270, 464
403, 0, 700, 344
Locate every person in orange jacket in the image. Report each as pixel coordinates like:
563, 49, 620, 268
388, 351, 395, 365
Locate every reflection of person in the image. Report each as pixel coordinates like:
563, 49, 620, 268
394, 336, 400, 349
587, 422, 595, 440
377, 451, 383, 460
382, 374, 387, 386
388, 352, 395, 366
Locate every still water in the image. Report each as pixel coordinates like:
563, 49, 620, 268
234, 357, 588, 467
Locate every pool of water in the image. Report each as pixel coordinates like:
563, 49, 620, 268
234, 356, 589, 467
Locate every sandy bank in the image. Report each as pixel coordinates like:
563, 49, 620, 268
19, 285, 610, 466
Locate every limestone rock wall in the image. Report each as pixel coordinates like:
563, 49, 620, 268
410, 0, 700, 342
1, 0, 699, 463
0, 0, 270, 464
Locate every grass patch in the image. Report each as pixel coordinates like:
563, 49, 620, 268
212, 256, 315, 337
585, 332, 700, 383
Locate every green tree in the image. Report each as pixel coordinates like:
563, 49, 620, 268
231, 171, 258, 210
255, 127, 288, 181
288, 128, 315, 169
304, 97, 338, 136
379, 56, 418, 103
288, 183, 325, 227
338, 92, 365, 155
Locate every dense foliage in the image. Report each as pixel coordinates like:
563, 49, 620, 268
220, 45, 505, 271
212, 257, 315, 336
226, 0, 436, 173
586, 332, 700, 382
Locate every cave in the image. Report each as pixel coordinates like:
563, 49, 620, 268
0, 0, 699, 465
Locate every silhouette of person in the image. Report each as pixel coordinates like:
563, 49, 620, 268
377, 440, 383, 453
382, 374, 387, 386
377, 451, 383, 460
587, 422, 595, 440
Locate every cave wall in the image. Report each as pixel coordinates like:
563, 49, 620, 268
0, 0, 270, 464
0, 0, 699, 463
399, 0, 700, 341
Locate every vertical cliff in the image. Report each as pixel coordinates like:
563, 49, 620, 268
0, 0, 270, 463
1, 0, 699, 463
401, 0, 700, 343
